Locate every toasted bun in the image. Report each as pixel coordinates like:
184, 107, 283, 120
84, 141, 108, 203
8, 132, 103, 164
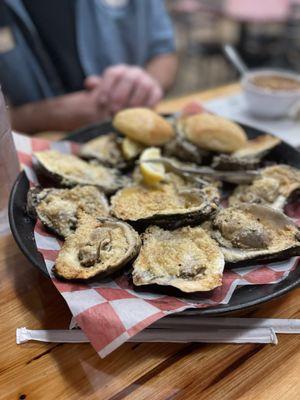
113, 108, 174, 146
178, 113, 247, 153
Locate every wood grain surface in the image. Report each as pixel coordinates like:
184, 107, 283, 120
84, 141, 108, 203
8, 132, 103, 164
1, 84, 300, 400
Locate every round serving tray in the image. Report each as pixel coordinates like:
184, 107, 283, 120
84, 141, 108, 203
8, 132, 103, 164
9, 121, 300, 315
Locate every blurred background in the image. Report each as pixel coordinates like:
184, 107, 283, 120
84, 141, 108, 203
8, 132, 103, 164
166, 0, 300, 97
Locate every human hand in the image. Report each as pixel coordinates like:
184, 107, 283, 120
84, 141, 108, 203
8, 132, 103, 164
84, 75, 107, 105
56, 88, 109, 130
101, 64, 163, 114
9, 88, 110, 133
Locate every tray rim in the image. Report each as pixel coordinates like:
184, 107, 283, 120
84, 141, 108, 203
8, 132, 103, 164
8, 121, 300, 315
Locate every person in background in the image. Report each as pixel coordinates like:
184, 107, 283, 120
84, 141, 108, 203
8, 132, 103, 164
0, 0, 178, 133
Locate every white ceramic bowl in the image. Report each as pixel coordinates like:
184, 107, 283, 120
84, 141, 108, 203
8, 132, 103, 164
241, 69, 300, 119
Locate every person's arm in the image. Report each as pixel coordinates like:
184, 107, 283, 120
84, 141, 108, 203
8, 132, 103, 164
145, 53, 178, 92
9, 88, 108, 134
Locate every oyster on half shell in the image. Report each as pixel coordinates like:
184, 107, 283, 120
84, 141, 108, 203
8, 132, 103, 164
233, 134, 281, 159
110, 183, 220, 229
33, 150, 128, 194
27, 186, 109, 238
54, 213, 141, 280
163, 135, 210, 165
207, 204, 300, 266
211, 154, 260, 171
229, 165, 300, 210
80, 133, 126, 168
212, 135, 281, 171
133, 225, 224, 292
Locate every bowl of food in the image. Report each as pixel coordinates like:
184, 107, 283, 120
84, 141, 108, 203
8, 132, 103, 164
242, 69, 300, 118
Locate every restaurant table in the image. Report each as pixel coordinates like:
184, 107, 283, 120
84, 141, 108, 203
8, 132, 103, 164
1, 83, 300, 400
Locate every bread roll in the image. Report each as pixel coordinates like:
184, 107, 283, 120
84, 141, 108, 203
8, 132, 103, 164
113, 108, 174, 146
178, 113, 247, 153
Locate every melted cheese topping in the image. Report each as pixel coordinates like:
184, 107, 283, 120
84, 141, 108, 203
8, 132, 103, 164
35, 150, 118, 187
229, 165, 300, 209
133, 225, 224, 292
55, 214, 140, 279
262, 165, 300, 197
81, 133, 123, 164
36, 186, 109, 237
111, 184, 210, 221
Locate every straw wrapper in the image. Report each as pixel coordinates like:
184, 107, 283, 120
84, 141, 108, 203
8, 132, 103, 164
13, 127, 300, 358
17, 318, 300, 346
16, 326, 278, 345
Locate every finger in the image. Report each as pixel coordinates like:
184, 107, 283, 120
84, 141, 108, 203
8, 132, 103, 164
90, 84, 107, 105
145, 85, 163, 108
102, 64, 127, 94
84, 76, 107, 105
109, 71, 139, 113
84, 75, 102, 91
128, 79, 152, 107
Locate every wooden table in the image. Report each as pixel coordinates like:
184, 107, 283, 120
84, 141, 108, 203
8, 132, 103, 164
1, 84, 300, 400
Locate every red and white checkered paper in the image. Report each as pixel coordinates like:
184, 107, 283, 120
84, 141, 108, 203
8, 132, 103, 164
13, 128, 300, 358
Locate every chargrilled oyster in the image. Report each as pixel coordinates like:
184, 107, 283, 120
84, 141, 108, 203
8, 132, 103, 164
33, 150, 128, 194
229, 165, 300, 210
54, 213, 141, 280
212, 135, 281, 171
163, 135, 210, 165
133, 225, 224, 292
111, 183, 220, 229
27, 186, 109, 238
207, 204, 300, 266
233, 134, 281, 159
212, 154, 260, 171
80, 133, 126, 168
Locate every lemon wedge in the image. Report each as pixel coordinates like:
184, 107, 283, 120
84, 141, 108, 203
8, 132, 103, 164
122, 137, 145, 160
140, 147, 165, 185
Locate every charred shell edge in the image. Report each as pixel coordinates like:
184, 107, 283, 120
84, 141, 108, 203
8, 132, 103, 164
33, 155, 126, 195
33, 155, 75, 188
26, 186, 43, 218
211, 154, 260, 171
118, 202, 219, 231
27, 186, 110, 238
225, 244, 300, 268
79, 134, 129, 170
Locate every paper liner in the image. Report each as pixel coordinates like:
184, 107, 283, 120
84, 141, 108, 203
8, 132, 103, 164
13, 130, 300, 357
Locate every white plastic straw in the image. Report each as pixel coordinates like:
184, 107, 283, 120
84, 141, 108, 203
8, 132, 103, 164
152, 317, 300, 333
16, 326, 277, 345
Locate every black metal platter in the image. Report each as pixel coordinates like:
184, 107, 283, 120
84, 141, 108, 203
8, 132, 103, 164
9, 121, 300, 315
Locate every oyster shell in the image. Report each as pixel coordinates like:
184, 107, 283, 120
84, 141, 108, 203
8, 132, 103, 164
132, 225, 224, 292
111, 183, 220, 229
212, 135, 281, 171
211, 154, 260, 171
33, 150, 128, 194
208, 204, 300, 266
80, 133, 125, 168
163, 135, 210, 165
54, 213, 141, 280
27, 186, 109, 238
229, 165, 300, 210
233, 134, 281, 159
